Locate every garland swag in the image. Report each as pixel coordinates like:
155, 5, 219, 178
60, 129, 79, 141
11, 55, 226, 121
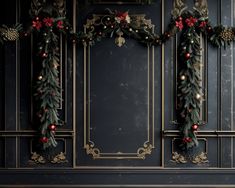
32, 8, 235, 149
73, 9, 235, 149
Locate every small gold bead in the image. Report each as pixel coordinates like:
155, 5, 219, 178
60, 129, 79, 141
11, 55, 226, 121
180, 75, 186, 80
196, 94, 201, 99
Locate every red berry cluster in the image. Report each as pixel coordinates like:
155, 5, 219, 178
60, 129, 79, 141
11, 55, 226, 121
32, 16, 64, 31
183, 137, 192, 143
39, 124, 57, 143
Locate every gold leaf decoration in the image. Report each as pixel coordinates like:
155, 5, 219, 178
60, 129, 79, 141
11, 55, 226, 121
192, 152, 209, 164
131, 15, 152, 28
194, 0, 209, 17
171, 152, 187, 163
137, 142, 153, 159
171, 0, 187, 19
51, 152, 68, 164
115, 31, 125, 47
29, 152, 46, 164
84, 142, 100, 159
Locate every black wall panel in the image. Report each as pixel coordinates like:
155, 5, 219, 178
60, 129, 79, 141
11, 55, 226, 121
1, 0, 235, 187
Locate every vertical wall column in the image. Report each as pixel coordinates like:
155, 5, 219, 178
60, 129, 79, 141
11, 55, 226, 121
2, 0, 20, 168
220, 0, 234, 168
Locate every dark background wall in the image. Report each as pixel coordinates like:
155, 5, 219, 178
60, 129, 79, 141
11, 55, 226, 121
1, 0, 235, 187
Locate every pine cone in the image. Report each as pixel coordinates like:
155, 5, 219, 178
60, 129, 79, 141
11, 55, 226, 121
1, 28, 19, 41
219, 28, 234, 42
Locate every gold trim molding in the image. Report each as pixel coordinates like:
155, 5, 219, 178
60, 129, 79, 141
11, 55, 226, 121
84, 141, 154, 160
83, 15, 155, 159
90, 0, 152, 5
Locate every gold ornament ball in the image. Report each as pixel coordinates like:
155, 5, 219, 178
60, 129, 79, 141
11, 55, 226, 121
180, 75, 186, 80
196, 93, 201, 99
38, 76, 43, 80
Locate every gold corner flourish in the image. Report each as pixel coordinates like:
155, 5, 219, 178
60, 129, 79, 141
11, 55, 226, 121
84, 142, 101, 159
171, 152, 187, 163
51, 152, 68, 163
191, 152, 209, 164
28, 152, 46, 164
137, 142, 154, 159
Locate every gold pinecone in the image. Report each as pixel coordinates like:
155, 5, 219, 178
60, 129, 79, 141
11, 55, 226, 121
219, 28, 234, 42
1, 28, 19, 41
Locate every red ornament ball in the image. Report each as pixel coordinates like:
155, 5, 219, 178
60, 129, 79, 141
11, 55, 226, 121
40, 137, 48, 143
178, 16, 183, 21
185, 53, 190, 59
192, 124, 199, 131
183, 137, 192, 143
49, 124, 56, 131
36, 17, 39, 21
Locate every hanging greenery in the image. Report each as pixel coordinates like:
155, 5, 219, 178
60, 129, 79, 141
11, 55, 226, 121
26, 6, 235, 150
73, 8, 235, 150
3, 0, 235, 150
30, 8, 70, 149
72, 9, 181, 47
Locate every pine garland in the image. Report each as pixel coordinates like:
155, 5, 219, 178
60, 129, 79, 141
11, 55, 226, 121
177, 12, 205, 149
2, 6, 235, 150
32, 16, 69, 149
73, 9, 235, 149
